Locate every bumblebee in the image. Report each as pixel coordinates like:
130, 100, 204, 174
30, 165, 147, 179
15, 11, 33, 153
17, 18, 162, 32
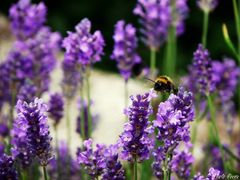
146, 76, 178, 94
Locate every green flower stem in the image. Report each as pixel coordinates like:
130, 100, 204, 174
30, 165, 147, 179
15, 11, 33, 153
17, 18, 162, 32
163, 169, 167, 180
223, 145, 240, 163
232, 0, 240, 124
165, 0, 177, 77
21, 170, 27, 180
150, 48, 156, 75
8, 86, 16, 154
80, 87, 86, 140
86, 68, 92, 138
124, 80, 128, 109
54, 125, 59, 179
42, 166, 48, 180
233, 0, 240, 55
134, 157, 138, 180
207, 94, 227, 172
66, 100, 71, 149
202, 11, 209, 47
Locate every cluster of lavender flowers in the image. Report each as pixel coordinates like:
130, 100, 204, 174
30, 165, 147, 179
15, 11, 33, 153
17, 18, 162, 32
61, 18, 105, 100
183, 44, 240, 132
152, 87, 194, 178
0, 0, 61, 111
111, 20, 141, 82
0, 0, 240, 179
119, 90, 156, 162
133, 0, 188, 50
194, 167, 221, 180
11, 98, 53, 167
77, 139, 125, 179
48, 93, 64, 127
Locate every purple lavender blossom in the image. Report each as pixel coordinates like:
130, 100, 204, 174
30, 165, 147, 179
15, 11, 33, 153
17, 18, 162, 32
111, 20, 141, 81
16, 27, 61, 94
17, 82, 37, 103
48, 141, 80, 180
102, 144, 125, 180
77, 139, 106, 178
212, 58, 240, 103
5, 44, 34, 87
0, 123, 9, 138
188, 44, 214, 95
171, 148, 194, 179
203, 144, 225, 172
194, 167, 221, 180
212, 58, 239, 133
152, 87, 194, 178
76, 99, 99, 139
62, 18, 105, 67
11, 98, 53, 167
0, 155, 18, 180
0, 63, 10, 110
174, 0, 189, 35
119, 90, 156, 162
48, 93, 64, 127
133, 0, 170, 49
153, 87, 194, 148
9, 0, 47, 40
133, 0, 188, 49
0, 143, 4, 156
197, 0, 218, 13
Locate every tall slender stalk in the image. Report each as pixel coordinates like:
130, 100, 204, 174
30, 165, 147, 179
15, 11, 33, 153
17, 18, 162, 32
150, 48, 156, 76
42, 166, 48, 180
124, 80, 128, 109
66, 100, 71, 148
232, 0, 240, 122
165, 0, 177, 77
80, 87, 86, 140
207, 94, 227, 172
202, 11, 209, 47
86, 68, 92, 138
8, 87, 16, 153
134, 157, 138, 180
233, 0, 240, 54
21, 170, 27, 180
54, 125, 59, 179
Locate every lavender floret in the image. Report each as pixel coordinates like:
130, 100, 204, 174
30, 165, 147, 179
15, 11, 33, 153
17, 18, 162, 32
119, 90, 156, 162
111, 20, 141, 81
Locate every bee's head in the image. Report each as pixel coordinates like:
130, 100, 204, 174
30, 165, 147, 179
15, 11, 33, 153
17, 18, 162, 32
154, 82, 162, 91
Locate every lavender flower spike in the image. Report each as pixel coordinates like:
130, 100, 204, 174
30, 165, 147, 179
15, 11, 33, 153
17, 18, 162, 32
9, 0, 47, 39
190, 44, 214, 95
111, 20, 141, 82
194, 167, 221, 180
0, 154, 18, 180
102, 144, 125, 180
62, 18, 105, 67
152, 87, 194, 178
77, 139, 106, 178
48, 93, 64, 127
171, 147, 194, 179
119, 89, 156, 162
12, 98, 53, 167
133, 0, 170, 50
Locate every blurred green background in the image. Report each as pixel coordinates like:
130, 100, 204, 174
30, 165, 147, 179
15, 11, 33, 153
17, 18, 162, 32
0, 0, 237, 75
